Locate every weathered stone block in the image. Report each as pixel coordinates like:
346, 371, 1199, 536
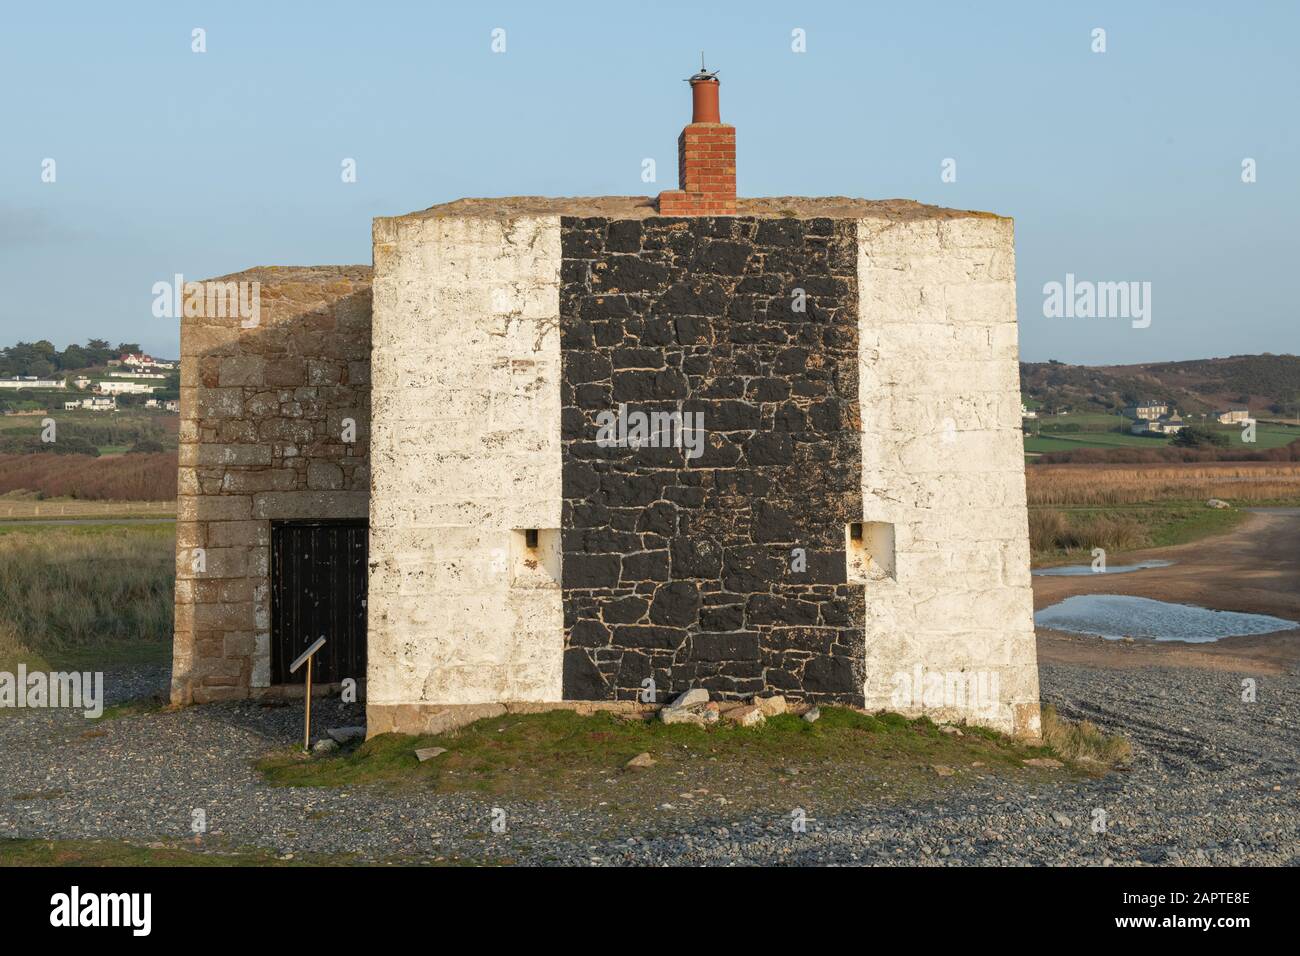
172, 266, 373, 707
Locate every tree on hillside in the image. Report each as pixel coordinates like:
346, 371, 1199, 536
84, 339, 114, 366
156, 370, 180, 401
59, 344, 89, 369
1173, 425, 1230, 448
0, 337, 173, 375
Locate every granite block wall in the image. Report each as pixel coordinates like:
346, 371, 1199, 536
171, 266, 372, 704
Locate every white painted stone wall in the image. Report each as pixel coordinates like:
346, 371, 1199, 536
365, 209, 1039, 735
855, 215, 1041, 736
367, 215, 564, 708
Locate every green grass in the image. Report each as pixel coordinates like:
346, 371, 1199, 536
0, 406, 178, 453
0, 520, 175, 538
1025, 431, 1170, 453
1140, 502, 1248, 547
1024, 435, 1103, 454
1030, 501, 1247, 564
1222, 422, 1300, 448
1036, 412, 1127, 429
257, 707, 1115, 819
1041, 705, 1132, 766
0, 523, 173, 673
93, 693, 168, 721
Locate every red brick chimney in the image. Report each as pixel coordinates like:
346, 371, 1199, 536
657, 65, 736, 216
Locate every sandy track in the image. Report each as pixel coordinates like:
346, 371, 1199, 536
1035, 509, 1300, 674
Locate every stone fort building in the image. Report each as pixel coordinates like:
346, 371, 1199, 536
171, 73, 1040, 736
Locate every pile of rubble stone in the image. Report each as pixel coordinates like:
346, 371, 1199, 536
657, 689, 820, 728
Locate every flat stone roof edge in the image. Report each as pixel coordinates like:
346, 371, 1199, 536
203, 264, 373, 284
376, 196, 1010, 224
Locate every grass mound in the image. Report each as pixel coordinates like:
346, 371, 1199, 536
257, 706, 1108, 818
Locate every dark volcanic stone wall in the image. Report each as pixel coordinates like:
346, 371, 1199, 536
559, 216, 865, 705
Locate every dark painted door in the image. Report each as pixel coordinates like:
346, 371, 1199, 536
270, 520, 368, 685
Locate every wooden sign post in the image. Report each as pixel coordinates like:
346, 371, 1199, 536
289, 636, 327, 752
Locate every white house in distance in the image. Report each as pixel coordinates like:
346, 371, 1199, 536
1215, 407, 1253, 424
0, 376, 65, 390
1131, 413, 1186, 436
121, 352, 176, 371
1123, 399, 1169, 420
64, 396, 117, 412
97, 380, 157, 395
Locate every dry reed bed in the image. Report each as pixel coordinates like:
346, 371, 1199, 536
0, 452, 177, 501
0, 526, 174, 665
1026, 461, 1300, 506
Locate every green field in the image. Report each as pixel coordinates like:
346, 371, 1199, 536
0, 405, 178, 454
1030, 412, 1125, 428
1024, 432, 1154, 453
1024, 414, 1300, 455
0, 522, 174, 673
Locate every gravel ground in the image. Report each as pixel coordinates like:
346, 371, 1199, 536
1, 661, 1296, 866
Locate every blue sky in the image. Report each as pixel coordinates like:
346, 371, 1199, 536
2, 0, 1296, 364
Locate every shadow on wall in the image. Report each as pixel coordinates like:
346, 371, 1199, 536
171, 267, 373, 706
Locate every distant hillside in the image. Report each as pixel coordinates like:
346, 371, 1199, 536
1021, 354, 1300, 418
0, 339, 153, 378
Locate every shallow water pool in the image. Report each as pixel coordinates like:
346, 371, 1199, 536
1033, 559, 1174, 577
1034, 594, 1300, 642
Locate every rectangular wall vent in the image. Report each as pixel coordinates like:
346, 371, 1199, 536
510, 528, 560, 588
846, 521, 896, 583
